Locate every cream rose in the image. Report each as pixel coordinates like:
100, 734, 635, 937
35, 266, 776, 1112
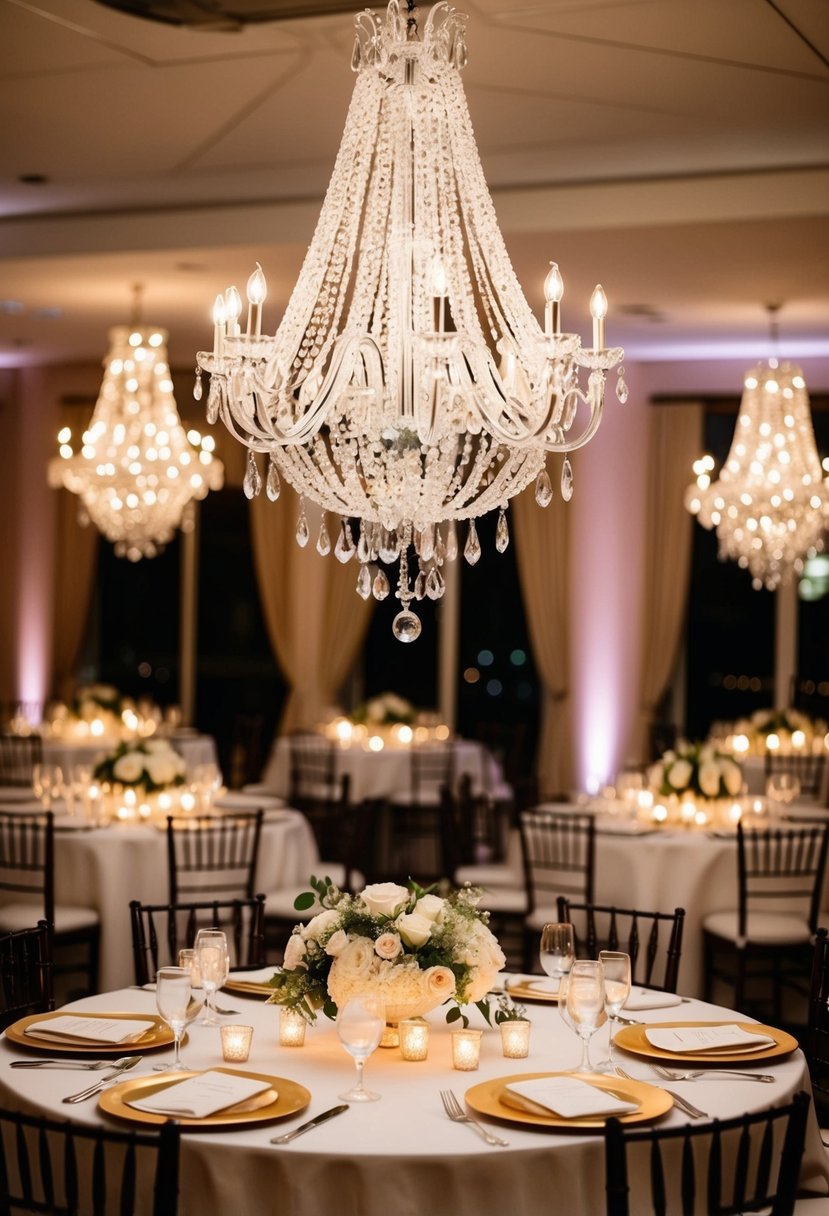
395, 911, 433, 949
144, 753, 178, 786
698, 760, 721, 798
283, 934, 307, 970
303, 909, 340, 941
667, 759, 692, 790
359, 882, 410, 919
722, 760, 743, 797
374, 932, 403, 960
414, 894, 445, 923
113, 752, 144, 783
325, 929, 349, 957
424, 965, 455, 1000
336, 937, 376, 978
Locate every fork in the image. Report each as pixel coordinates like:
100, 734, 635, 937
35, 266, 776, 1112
652, 1065, 774, 1084
613, 1066, 708, 1120
11, 1055, 134, 1070
440, 1090, 509, 1146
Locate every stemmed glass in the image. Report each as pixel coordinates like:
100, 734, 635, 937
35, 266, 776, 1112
595, 950, 631, 1073
194, 929, 228, 1027
539, 922, 576, 996
155, 966, 191, 1072
766, 772, 801, 811
32, 764, 64, 811
565, 960, 606, 1073
336, 994, 385, 1103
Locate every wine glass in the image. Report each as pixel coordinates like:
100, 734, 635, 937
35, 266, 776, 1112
539, 922, 575, 997
336, 993, 385, 1102
595, 950, 631, 1073
155, 966, 191, 1072
32, 763, 63, 811
194, 929, 228, 1026
565, 960, 606, 1073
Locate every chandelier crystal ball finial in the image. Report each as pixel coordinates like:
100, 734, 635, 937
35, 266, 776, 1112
196, 0, 624, 638
49, 325, 224, 560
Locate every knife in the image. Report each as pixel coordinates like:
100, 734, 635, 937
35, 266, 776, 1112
61, 1056, 141, 1104
270, 1104, 349, 1144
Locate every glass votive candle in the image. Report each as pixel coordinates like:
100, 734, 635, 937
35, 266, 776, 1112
279, 1008, 307, 1047
451, 1028, 482, 1071
399, 1017, 430, 1061
499, 1019, 531, 1059
220, 1024, 253, 1063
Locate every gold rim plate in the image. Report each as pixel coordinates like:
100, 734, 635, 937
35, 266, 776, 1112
614, 1020, 798, 1064
99, 1067, 310, 1129
465, 1070, 672, 1130
505, 979, 561, 1004
4, 1013, 176, 1055
223, 980, 275, 998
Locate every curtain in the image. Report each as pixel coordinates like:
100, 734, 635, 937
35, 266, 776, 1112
628, 403, 704, 764
514, 480, 573, 798
51, 494, 98, 703
249, 484, 373, 734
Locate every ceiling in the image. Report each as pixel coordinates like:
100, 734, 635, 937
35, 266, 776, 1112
1, 0, 828, 371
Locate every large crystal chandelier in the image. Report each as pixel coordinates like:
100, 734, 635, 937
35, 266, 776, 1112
50, 296, 224, 561
197, 0, 625, 640
685, 310, 828, 591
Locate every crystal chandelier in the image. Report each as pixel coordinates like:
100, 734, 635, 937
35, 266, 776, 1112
49, 293, 224, 561
196, 0, 625, 640
685, 309, 828, 591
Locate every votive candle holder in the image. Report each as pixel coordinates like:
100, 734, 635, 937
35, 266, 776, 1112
399, 1017, 430, 1061
279, 1008, 307, 1047
220, 1024, 253, 1063
499, 1019, 531, 1059
451, 1028, 482, 1071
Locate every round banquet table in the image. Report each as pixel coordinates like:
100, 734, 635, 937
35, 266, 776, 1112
41, 732, 219, 780
1, 984, 827, 1216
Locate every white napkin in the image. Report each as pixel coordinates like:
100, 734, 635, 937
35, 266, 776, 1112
214, 793, 284, 811
623, 988, 683, 1011
227, 967, 277, 985
505, 1076, 638, 1119
128, 1070, 272, 1118
24, 1016, 155, 1045
644, 1024, 775, 1054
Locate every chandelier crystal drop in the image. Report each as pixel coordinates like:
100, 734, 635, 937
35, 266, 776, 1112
196, 0, 624, 638
49, 324, 224, 561
685, 358, 829, 591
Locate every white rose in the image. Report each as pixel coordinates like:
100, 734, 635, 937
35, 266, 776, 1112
336, 937, 376, 978
395, 911, 433, 949
359, 882, 410, 919
283, 934, 307, 970
303, 909, 340, 941
424, 965, 455, 1000
722, 760, 743, 796
698, 761, 721, 799
144, 754, 177, 786
374, 932, 403, 960
113, 752, 144, 783
667, 759, 692, 790
646, 763, 663, 789
325, 929, 349, 957
466, 967, 498, 1004
144, 739, 168, 754
414, 894, 445, 923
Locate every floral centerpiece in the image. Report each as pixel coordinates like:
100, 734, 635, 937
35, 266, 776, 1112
731, 707, 828, 755
647, 740, 743, 801
267, 877, 505, 1027
73, 683, 123, 719
93, 737, 186, 793
351, 693, 416, 727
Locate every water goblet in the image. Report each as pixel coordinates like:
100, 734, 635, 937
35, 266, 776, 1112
595, 950, 631, 1072
539, 922, 575, 997
194, 929, 228, 1027
565, 960, 606, 1074
336, 993, 385, 1102
155, 966, 192, 1072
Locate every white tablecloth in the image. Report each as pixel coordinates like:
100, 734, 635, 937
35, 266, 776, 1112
42, 733, 219, 780
1, 985, 826, 1216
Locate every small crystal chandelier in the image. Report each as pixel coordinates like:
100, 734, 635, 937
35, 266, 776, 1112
196, 0, 625, 640
685, 306, 828, 591
49, 287, 224, 561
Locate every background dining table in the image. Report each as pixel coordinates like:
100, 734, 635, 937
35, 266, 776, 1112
40, 731, 219, 780
1, 982, 826, 1216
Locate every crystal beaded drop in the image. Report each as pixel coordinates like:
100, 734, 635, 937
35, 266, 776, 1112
295, 508, 310, 548
193, 368, 203, 401
373, 569, 390, 600
561, 456, 574, 502
495, 508, 509, 553
243, 452, 262, 500
616, 368, 629, 404
392, 610, 422, 643
464, 520, 481, 565
357, 531, 371, 564
316, 520, 331, 556
206, 378, 221, 425
335, 522, 356, 563
356, 564, 372, 600
445, 522, 459, 561
425, 568, 440, 599
535, 469, 553, 508
266, 456, 281, 502
414, 570, 426, 600
379, 531, 398, 564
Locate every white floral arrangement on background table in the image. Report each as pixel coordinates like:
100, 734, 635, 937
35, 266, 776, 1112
728, 707, 829, 755
351, 693, 417, 727
647, 740, 743, 801
267, 878, 505, 1025
93, 737, 187, 793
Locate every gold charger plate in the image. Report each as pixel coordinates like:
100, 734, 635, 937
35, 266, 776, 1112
223, 979, 275, 998
99, 1067, 310, 1130
4, 1012, 176, 1055
614, 1021, 798, 1065
465, 1071, 672, 1131
504, 978, 561, 1004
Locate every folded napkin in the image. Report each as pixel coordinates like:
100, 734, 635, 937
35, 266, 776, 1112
214, 793, 284, 811
24, 1015, 155, 1045
504, 1076, 638, 1120
644, 1024, 775, 1055
128, 1070, 273, 1118
227, 967, 277, 986
623, 988, 683, 1011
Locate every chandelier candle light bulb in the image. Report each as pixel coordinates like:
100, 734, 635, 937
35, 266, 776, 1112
246, 263, 267, 336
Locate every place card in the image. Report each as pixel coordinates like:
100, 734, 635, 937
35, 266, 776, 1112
128, 1070, 273, 1118
504, 1076, 638, 1119
24, 1016, 155, 1045
644, 1024, 776, 1054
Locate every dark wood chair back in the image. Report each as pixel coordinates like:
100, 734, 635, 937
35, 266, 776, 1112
287, 733, 340, 804
557, 899, 685, 993
130, 895, 266, 986
806, 926, 829, 1115
737, 821, 829, 938
604, 1090, 810, 1216
0, 920, 54, 1030
0, 734, 43, 787
519, 808, 595, 914
409, 742, 455, 804
764, 749, 826, 799
0, 809, 55, 926
0, 1105, 180, 1216
166, 809, 263, 904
